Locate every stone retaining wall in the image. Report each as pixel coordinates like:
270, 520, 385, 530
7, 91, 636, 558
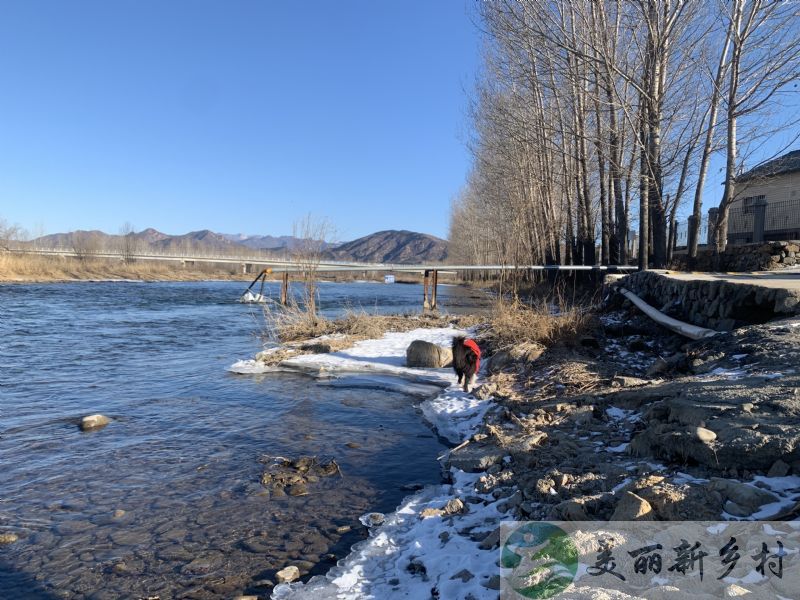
619, 271, 800, 331
672, 241, 800, 272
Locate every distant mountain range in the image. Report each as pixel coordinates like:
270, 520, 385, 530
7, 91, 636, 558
33, 228, 448, 264
329, 230, 448, 264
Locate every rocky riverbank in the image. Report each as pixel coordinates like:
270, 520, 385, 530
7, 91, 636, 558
245, 295, 800, 598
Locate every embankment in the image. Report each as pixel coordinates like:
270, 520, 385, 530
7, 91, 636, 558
618, 269, 800, 331
258, 297, 800, 598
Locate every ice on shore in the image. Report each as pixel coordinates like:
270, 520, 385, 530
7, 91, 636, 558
228, 359, 277, 374
273, 470, 503, 600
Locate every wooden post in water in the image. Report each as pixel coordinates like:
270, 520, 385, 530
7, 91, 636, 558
431, 270, 438, 310
423, 269, 430, 310
280, 272, 290, 306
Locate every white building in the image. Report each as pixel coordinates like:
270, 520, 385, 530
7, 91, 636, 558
722, 149, 800, 244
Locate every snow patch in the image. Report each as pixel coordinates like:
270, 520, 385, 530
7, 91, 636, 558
280, 328, 462, 386
606, 443, 629, 453
273, 470, 503, 600
420, 389, 492, 444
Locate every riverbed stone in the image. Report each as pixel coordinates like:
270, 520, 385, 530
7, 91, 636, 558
287, 484, 309, 496
405, 340, 452, 368
241, 536, 272, 554
275, 565, 300, 584
0, 533, 19, 545
110, 530, 150, 546
56, 520, 94, 535
79, 414, 111, 431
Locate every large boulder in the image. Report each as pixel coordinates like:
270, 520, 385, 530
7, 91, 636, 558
709, 478, 779, 516
446, 442, 504, 473
406, 340, 453, 368
610, 491, 655, 521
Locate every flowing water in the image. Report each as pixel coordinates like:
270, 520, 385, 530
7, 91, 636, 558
0, 280, 488, 599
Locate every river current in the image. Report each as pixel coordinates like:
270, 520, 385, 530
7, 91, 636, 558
0, 280, 486, 599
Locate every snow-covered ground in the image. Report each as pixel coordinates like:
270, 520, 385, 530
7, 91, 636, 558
230, 327, 501, 599
281, 328, 460, 384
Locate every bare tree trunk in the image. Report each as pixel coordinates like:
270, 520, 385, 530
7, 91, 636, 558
714, 0, 744, 256
688, 23, 732, 262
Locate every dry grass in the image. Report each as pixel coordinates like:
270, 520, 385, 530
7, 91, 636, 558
482, 298, 594, 350
263, 302, 483, 344
0, 253, 246, 282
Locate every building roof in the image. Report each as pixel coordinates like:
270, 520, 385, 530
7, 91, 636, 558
736, 149, 800, 183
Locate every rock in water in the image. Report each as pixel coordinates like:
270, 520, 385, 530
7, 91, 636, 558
359, 512, 385, 527
79, 414, 111, 431
275, 565, 300, 584
0, 533, 19, 545
405, 340, 453, 368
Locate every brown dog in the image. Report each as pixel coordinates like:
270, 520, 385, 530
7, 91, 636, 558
452, 336, 481, 392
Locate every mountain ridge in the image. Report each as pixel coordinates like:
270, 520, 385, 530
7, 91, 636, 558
32, 228, 448, 264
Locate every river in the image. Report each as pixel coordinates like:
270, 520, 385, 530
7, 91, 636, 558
0, 280, 487, 599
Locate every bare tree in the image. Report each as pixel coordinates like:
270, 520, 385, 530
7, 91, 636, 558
0, 218, 24, 247
119, 222, 137, 263
292, 214, 336, 316
71, 231, 102, 261
713, 0, 800, 254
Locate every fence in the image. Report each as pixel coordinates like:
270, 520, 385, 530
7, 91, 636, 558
725, 197, 800, 245
674, 197, 800, 249
673, 216, 709, 249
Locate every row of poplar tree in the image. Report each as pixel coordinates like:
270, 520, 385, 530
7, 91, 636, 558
449, 0, 800, 270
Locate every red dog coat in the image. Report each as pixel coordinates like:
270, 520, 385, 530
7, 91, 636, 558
463, 338, 481, 372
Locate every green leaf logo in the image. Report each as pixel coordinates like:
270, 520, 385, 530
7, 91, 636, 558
501, 523, 578, 599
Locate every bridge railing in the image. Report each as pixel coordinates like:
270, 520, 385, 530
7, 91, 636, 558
2, 242, 384, 267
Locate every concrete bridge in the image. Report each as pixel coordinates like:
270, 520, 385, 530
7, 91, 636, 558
5, 244, 636, 310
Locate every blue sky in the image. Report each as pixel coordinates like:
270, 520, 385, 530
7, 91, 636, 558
0, 0, 479, 241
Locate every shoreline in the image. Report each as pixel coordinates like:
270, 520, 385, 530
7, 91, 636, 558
231, 325, 503, 598
233, 299, 800, 598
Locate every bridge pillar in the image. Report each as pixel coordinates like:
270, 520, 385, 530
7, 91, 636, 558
430, 270, 438, 310
423, 270, 431, 310
280, 272, 290, 306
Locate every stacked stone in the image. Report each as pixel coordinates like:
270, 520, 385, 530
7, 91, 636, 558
620, 271, 800, 331
671, 240, 800, 272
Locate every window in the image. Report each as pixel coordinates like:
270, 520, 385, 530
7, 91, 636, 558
742, 195, 765, 214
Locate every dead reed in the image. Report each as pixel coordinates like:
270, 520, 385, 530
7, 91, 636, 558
0, 252, 244, 282
483, 297, 594, 350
